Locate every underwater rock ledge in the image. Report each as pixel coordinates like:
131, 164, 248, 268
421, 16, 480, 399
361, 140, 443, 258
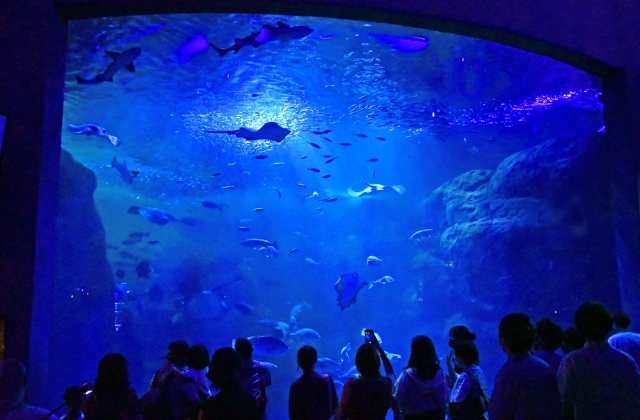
51, 149, 114, 394
422, 133, 617, 318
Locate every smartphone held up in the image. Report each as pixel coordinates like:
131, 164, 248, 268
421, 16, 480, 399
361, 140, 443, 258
364, 329, 375, 343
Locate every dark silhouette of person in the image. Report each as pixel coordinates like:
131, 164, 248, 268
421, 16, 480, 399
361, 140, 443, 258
199, 347, 261, 420
83, 353, 142, 420
186, 344, 213, 398
394, 335, 449, 420
448, 340, 488, 420
560, 327, 584, 355
288, 345, 338, 420
234, 337, 271, 418
558, 302, 640, 420
335, 335, 398, 420
534, 319, 564, 374
149, 340, 200, 420
445, 326, 477, 388
0, 359, 60, 419
489, 313, 561, 420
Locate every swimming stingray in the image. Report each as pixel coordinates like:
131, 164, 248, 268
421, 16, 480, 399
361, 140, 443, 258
210, 21, 313, 56
204, 122, 291, 143
183, 288, 229, 320
170, 283, 227, 321
127, 206, 196, 226
175, 277, 241, 320
347, 183, 407, 197
67, 123, 120, 146
334, 271, 368, 311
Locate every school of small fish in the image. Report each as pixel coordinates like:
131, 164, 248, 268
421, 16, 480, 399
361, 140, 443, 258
71, 19, 439, 370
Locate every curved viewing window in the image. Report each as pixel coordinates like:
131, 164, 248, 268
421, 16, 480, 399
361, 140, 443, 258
54, 13, 606, 417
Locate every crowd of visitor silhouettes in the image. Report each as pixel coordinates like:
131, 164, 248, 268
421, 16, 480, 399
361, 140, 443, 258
2, 301, 640, 420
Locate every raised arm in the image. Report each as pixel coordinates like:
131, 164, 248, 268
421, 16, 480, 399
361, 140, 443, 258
369, 336, 401, 420
445, 350, 457, 388
370, 335, 396, 379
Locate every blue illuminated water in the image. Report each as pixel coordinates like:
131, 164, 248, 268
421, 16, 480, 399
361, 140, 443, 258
58, 13, 603, 418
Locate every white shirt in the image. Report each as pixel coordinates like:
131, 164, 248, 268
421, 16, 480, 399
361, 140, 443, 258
558, 341, 640, 420
608, 332, 640, 366
393, 367, 449, 415
450, 365, 487, 403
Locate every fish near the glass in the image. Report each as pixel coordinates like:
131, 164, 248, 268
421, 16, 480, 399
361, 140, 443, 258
210, 21, 313, 56
76, 47, 141, 84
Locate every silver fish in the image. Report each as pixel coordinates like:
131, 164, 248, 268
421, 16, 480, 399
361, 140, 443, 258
315, 357, 342, 375
366, 256, 383, 266
409, 229, 435, 241
368, 276, 395, 289
289, 328, 321, 341
259, 246, 279, 258
276, 322, 291, 340
341, 365, 360, 380
128, 206, 178, 226
241, 239, 278, 249
341, 343, 351, 364
290, 301, 312, 318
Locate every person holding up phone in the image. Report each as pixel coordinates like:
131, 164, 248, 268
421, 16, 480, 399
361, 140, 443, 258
334, 329, 401, 420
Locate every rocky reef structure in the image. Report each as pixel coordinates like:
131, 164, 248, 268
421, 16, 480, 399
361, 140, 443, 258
420, 133, 619, 321
49, 149, 115, 394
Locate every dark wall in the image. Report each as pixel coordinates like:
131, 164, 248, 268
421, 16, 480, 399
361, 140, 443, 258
1, 0, 639, 407
0, 0, 66, 382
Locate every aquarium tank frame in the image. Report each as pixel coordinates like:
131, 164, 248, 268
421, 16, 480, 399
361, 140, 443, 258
0, 115, 5, 159
0, 0, 639, 410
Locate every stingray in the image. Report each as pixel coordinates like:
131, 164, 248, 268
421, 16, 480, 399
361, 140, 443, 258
347, 183, 406, 197
68, 123, 120, 146
204, 122, 291, 143
177, 277, 241, 320
181, 290, 229, 320
334, 271, 368, 311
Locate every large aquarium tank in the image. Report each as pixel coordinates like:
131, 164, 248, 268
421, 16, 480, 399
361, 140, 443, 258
53, 12, 609, 418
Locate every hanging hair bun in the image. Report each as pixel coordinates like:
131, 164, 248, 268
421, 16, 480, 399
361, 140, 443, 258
449, 325, 476, 342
